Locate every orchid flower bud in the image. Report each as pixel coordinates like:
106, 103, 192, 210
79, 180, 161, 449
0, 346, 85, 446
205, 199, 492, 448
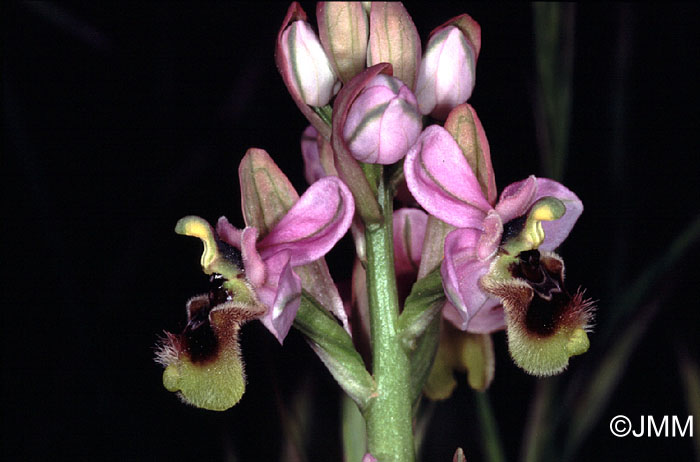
342, 74, 422, 164
367, 2, 421, 90
317, 2, 369, 83
415, 20, 479, 120
279, 19, 341, 107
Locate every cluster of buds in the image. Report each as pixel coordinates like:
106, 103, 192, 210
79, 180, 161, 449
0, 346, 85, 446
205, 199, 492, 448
156, 1, 594, 427
277, 2, 481, 164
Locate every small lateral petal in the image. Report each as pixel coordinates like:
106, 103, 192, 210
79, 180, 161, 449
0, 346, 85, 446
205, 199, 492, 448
476, 210, 503, 261
495, 175, 537, 224
239, 227, 266, 289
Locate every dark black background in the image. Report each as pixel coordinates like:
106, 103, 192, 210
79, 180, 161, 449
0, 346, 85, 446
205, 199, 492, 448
3, 2, 699, 461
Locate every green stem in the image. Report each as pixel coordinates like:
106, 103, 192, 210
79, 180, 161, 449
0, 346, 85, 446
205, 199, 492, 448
363, 170, 415, 462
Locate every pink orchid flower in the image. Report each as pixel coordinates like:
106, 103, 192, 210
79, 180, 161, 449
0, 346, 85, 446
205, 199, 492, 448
216, 176, 354, 343
404, 124, 583, 333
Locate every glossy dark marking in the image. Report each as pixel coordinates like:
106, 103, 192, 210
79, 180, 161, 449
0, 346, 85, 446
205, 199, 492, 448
512, 249, 572, 337
500, 215, 527, 246
216, 239, 243, 270
208, 273, 233, 307
183, 300, 218, 363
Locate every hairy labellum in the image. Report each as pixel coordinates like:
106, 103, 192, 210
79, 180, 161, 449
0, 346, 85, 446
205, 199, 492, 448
482, 249, 595, 376
156, 256, 265, 411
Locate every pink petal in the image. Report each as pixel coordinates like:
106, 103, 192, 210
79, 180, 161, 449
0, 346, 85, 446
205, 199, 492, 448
495, 175, 537, 223
476, 210, 503, 261
404, 125, 492, 228
462, 300, 505, 333
240, 226, 266, 288
440, 228, 491, 328
216, 216, 243, 249
258, 251, 302, 343
534, 178, 584, 251
443, 298, 504, 333
257, 177, 354, 266
393, 208, 428, 276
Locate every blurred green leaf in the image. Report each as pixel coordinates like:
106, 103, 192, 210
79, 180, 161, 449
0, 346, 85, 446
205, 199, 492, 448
342, 392, 368, 462
280, 376, 313, 462
476, 391, 506, 462
532, 2, 575, 181
520, 377, 558, 462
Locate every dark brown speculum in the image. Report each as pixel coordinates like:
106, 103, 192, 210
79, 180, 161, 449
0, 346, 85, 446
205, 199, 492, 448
182, 295, 219, 364
510, 249, 571, 337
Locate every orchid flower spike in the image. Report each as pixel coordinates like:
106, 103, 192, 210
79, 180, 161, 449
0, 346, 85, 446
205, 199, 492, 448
405, 114, 594, 376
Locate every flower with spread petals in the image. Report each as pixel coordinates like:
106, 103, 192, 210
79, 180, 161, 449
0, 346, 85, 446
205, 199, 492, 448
156, 146, 354, 411
215, 174, 354, 343
179, 151, 354, 344
342, 73, 422, 164
405, 115, 593, 376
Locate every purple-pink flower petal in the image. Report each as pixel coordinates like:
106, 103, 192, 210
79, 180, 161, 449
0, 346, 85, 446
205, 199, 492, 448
534, 178, 583, 251
258, 251, 302, 343
469, 301, 506, 334
441, 228, 493, 330
476, 210, 503, 261
404, 125, 492, 228
257, 177, 354, 265
495, 175, 537, 223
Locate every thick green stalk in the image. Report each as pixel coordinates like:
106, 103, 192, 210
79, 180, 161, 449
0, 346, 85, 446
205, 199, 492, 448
363, 172, 415, 462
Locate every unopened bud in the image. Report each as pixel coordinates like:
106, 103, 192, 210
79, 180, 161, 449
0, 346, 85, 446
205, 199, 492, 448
415, 25, 478, 120
279, 20, 340, 107
317, 2, 369, 83
343, 74, 422, 164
